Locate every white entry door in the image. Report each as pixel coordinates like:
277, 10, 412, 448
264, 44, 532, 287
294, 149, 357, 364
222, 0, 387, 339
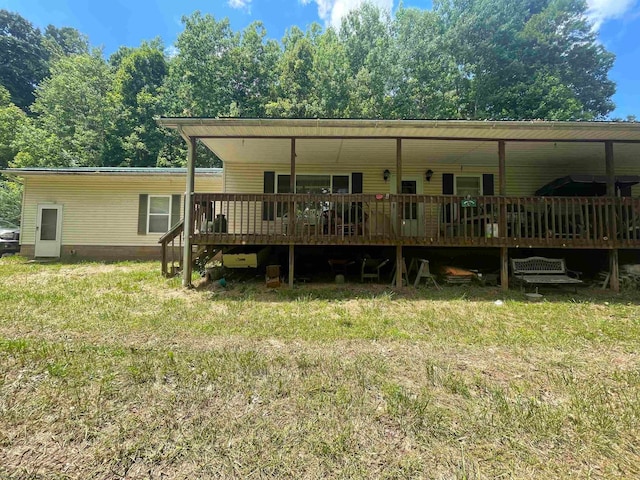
35, 204, 63, 257
391, 176, 424, 236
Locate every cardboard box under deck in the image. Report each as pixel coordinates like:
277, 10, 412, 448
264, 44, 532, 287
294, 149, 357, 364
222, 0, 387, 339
222, 246, 271, 268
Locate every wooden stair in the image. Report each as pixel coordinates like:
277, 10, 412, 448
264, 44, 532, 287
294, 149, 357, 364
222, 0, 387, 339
159, 221, 219, 277
159, 220, 184, 277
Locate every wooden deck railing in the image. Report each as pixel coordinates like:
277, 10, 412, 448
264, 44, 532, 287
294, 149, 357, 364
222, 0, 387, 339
189, 193, 640, 249
159, 219, 184, 277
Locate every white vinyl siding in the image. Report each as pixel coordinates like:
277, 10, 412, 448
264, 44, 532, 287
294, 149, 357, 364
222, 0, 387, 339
21, 174, 222, 247
224, 161, 497, 237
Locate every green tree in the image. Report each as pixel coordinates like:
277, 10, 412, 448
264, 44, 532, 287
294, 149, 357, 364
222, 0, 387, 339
0, 180, 22, 226
108, 46, 136, 70
435, 0, 615, 119
391, 7, 460, 119
43, 25, 89, 59
11, 118, 66, 168
265, 26, 318, 117
163, 12, 236, 117
162, 12, 274, 166
309, 27, 350, 117
30, 51, 113, 166
107, 40, 168, 166
0, 86, 25, 226
0, 10, 50, 110
0, 85, 28, 169
227, 22, 279, 117
339, 4, 393, 118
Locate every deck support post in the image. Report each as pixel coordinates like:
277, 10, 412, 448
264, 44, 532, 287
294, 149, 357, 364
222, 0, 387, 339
182, 135, 196, 288
500, 247, 509, 291
610, 249, 620, 292
289, 244, 295, 288
395, 138, 403, 288
395, 245, 403, 288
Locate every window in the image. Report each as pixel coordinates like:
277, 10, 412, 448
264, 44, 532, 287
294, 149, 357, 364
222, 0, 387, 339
296, 175, 331, 194
332, 176, 349, 193
455, 176, 482, 196
272, 174, 352, 217
276, 174, 351, 194
148, 195, 171, 233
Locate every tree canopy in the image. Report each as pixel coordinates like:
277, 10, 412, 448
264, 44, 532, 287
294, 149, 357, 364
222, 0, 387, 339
0, 1, 625, 175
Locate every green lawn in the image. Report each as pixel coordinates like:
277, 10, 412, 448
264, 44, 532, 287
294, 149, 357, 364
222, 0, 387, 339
1, 257, 639, 479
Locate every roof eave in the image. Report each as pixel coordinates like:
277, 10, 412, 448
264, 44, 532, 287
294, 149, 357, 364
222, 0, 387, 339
156, 117, 640, 142
3, 168, 223, 177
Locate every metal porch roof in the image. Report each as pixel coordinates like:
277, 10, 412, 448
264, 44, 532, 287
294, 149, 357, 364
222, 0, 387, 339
157, 118, 640, 142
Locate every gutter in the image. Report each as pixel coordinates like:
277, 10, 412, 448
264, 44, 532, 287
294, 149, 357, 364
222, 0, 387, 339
3, 168, 223, 177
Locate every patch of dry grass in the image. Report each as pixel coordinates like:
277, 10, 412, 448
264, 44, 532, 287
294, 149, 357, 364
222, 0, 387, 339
1, 257, 639, 478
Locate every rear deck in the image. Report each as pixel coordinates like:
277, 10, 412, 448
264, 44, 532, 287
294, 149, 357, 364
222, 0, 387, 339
188, 193, 640, 249
160, 192, 640, 288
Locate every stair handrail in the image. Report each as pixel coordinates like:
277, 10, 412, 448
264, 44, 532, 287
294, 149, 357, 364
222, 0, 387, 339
159, 220, 184, 277
158, 219, 184, 244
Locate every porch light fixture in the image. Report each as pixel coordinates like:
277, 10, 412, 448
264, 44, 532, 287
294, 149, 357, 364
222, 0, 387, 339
383, 169, 391, 182
425, 169, 434, 182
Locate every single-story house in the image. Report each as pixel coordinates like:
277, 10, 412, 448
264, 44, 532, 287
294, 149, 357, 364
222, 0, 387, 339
7, 119, 640, 290
155, 118, 640, 290
5, 167, 222, 260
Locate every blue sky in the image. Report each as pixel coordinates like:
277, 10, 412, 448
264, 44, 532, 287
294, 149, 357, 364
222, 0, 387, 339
1, 0, 639, 119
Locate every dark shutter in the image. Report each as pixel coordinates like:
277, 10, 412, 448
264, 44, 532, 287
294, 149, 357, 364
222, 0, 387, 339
442, 174, 454, 222
351, 172, 363, 194
482, 174, 495, 195
277, 174, 291, 217
138, 194, 148, 235
264, 171, 275, 193
171, 194, 181, 227
442, 173, 454, 195
620, 185, 632, 197
263, 171, 275, 221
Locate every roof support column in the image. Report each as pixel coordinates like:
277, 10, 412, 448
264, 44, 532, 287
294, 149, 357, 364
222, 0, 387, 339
396, 138, 403, 288
605, 141, 615, 197
289, 138, 296, 288
605, 141, 620, 292
498, 140, 508, 291
182, 135, 196, 288
498, 140, 506, 196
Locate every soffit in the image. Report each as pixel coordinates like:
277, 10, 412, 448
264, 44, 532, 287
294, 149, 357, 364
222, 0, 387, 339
200, 137, 637, 166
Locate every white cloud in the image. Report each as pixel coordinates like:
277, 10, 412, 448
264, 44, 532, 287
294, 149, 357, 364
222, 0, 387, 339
586, 0, 638, 30
228, 0, 252, 11
164, 45, 179, 59
302, 0, 393, 29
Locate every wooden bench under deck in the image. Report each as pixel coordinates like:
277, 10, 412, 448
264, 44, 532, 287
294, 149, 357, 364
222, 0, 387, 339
511, 257, 583, 289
